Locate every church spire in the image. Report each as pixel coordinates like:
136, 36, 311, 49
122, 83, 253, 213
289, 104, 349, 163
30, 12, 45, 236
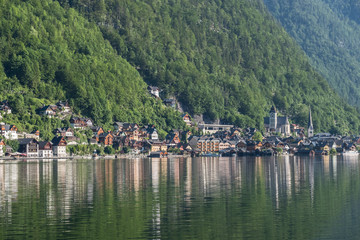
308, 106, 313, 128
308, 106, 314, 138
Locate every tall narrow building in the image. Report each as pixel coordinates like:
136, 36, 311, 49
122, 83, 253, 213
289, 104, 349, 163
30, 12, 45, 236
269, 106, 277, 131
308, 107, 314, 138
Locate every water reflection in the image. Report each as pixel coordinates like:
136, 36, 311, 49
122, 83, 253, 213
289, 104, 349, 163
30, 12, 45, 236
1, 156, 360, 239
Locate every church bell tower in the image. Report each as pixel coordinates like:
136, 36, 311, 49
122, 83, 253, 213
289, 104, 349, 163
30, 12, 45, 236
308, 107, 314, 138
269, 106, 277, 131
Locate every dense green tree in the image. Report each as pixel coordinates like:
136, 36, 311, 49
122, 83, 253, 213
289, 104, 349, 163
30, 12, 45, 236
6, 140, 19, 152
57, 0, 360, 133
0, 0, 359, 135
264, 0, 360, 108
253, 132, 264, 142
0, 0, 184, 135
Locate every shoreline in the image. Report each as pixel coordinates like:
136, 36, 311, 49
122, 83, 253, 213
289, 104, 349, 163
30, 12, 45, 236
0, 153, 192, 162
0, 151, 357, 162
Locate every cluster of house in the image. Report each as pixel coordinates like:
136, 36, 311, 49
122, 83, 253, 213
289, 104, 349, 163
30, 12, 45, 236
234, 133, 360, 156
0, 136, 67, 158
37, 101, 72, 118
1, 98, 358, 158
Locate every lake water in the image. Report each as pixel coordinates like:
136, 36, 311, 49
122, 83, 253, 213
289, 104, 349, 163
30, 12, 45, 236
1, 156, 360, 239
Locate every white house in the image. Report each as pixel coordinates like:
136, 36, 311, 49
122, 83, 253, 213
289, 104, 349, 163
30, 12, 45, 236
148, 86, 160, 98
52, 136, 67, 157
39, 141, 53, 158
0, 123, 18, 140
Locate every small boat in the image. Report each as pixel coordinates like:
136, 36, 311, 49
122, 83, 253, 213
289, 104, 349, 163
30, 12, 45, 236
201, 152, 220, 157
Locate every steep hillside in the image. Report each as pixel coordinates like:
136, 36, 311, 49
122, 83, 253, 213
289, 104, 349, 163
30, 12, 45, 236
263, 0, 360, 107
56, 0, 360, 133
0, 0, 184, 136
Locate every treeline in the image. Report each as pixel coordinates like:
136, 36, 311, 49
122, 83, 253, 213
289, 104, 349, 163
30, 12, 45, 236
56, 0, 360, 134
1, 0, 359, 135
264, 0, 360, 108
0, 0, 185, 137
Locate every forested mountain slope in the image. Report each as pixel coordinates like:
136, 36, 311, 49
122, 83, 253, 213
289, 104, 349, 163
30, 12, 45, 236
1, 0, 359, 134
56, 0, 360, 133
0, 0, 184, 135
263, 0, 360, 107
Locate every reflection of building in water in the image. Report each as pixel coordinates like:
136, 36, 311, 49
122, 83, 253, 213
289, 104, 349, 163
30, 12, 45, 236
133, 158, 144, 193
160, 158, 168, 181
265, 156, 317, 208
27, 163, 40, 193
200, 158, 220, 195
41, 163, 55, 218
170, 158, 180, 188
219, 157, 231, 190
293, 157, 300, 193
151, 158, 161, 238
332, 156, 337, 178
309, 158, 315, 205
0, 164, 18, 218
233, 157, 242, 191
323, 155, 330, 176
254, 157, 263, 190
184, 157, 192, 202
105, 159, 114, 190
61, 162, 76, 219
284, 155, 292, 198
1, 154, 357, 232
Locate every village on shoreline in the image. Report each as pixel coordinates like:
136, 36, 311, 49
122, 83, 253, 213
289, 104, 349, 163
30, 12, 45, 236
0, 93, 358, 161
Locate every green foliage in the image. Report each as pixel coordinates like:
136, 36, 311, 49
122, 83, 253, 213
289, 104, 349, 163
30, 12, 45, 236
0, 0, 184, 137
6, 140, 19, 152
67, 144, 101, 155
57, 0, 360, 133
330, 148, 337, 155
264, 0, 360, 109
0, 0, 359, 136
84, 129, 93, 139
253, 132, 264, 142
168, 147, 181, 154
275, 147, 283, 154
122, 146, 130, 154
104, 146, 115, 154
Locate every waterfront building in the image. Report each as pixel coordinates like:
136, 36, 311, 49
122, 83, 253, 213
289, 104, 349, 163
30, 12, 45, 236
39, 141, 53, 158
52, 136, 67, 157
18, 138, 39, 157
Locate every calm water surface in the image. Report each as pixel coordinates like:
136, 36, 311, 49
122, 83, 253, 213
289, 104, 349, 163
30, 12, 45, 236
1, 156, 360, 239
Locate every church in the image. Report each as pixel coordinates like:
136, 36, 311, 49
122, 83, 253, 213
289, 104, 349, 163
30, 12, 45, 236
264, 106, 290, 136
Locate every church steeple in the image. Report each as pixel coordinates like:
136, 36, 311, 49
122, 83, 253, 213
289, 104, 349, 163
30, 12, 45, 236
269, 105, 277, 131
308, 106, 314, 138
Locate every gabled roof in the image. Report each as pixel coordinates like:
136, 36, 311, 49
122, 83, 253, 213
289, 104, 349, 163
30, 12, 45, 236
18, 138, 38, 145
91, 126, 103, 132
39, 141, 52, 149
0, 124, 17, 131
114, 122, 124, 127
264, 136, 281, 143
270, 105, 277, 112
99, 132, 113, 138
147, 128, 157, 134
52, 136, 67, 146
147, 86, 159, 91
181, 113, 191, 119
39, 105, 56, 112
